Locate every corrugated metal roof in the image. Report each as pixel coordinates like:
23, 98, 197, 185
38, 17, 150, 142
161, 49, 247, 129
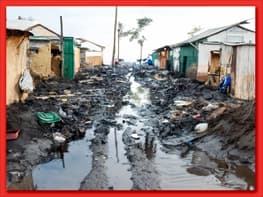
7, 19, 60, 37
170, 20, 255, 48
7, 19, 38, 31
29, 36, 60, 41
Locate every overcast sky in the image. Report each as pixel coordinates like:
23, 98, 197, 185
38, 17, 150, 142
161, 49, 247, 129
7, 6, 255, 64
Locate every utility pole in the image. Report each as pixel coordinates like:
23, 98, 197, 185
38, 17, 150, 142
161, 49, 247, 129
111, 6, 118, 67
117, 26, 120, 63
60, 16, 64, 77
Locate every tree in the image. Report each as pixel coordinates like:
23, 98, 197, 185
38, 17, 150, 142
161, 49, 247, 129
111, 6, 118, 66
125, 17, 153, 66
117, 22, 124, 62
137, 36, 146, 66
187, 26, 202, 37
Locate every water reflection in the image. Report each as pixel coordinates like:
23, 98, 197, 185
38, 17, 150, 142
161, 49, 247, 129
144, 133, 156, 160
128, 76, 151, 107
187, 150, 255, 190
32, 129, 94, 190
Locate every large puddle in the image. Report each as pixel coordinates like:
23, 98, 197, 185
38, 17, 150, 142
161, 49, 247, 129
30, 75, 254, 190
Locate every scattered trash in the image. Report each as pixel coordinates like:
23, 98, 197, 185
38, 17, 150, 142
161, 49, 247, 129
202, 103, 219, 111
194, 123, 208, 133
52, 132, 66, 143
61, 98, 68, 102
84, 120, 92, 125
174, 100, 192, 107
63, 90, 71, 95
207, 107, 227, 120
36, 112, 62, 124
153, 74, 167, 81
79, 128, 85, 133
90, 75, 103, 81
7, 130, 20, 140
48, 91, 57, 95
58, 107, 67, 118
131, 133, 140, 140
161, 119, 169, 124
192, 113, 202, 119
19, 68, 34, 93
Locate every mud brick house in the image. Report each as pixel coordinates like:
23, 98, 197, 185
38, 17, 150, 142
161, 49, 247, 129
7, 19, 62, 78
6, 23, 32, 105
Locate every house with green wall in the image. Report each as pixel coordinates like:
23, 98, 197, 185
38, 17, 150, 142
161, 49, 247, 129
170, 20, 255, 78
151, 45, 173, 71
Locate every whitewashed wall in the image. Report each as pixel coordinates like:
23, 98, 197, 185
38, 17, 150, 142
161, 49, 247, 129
197, 43, 221, 80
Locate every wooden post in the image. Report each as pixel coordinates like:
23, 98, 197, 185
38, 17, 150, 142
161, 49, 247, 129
60, 16, 64, 77
111, 6, 118, 67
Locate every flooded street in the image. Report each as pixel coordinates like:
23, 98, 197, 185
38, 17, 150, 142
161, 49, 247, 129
30, 73, 253, 190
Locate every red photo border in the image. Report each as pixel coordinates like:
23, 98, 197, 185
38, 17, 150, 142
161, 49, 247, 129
0, 0, 262, 197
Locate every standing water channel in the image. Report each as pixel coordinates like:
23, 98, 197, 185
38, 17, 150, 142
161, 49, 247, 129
32, 74, 251, 190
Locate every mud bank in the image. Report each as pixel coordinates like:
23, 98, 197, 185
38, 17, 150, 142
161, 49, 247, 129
133, 68, 255, 188
7, 65, 131, 189
7, 65, 255, 190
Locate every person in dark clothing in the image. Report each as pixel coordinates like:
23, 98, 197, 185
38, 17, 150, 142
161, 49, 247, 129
219, 73, 231, 94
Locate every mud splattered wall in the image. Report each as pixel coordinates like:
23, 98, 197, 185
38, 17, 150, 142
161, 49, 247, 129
179, 45, 198, 77
74, 47, 80, 74
30, 41, 52, 77
197, 43, 221, 81
6, 34, 29, 105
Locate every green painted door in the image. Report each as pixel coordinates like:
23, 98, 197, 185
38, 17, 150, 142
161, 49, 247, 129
63, 37, 74, 79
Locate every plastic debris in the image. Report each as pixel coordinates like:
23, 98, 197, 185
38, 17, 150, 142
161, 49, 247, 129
162, 119, 169, 124
7, 130, 20, 140
192, 113, 201, 119
19, 68, 34, 93
58, 107, 67, 118
131, 133, 140, 139
53, 132, 66, 143
202, 103, 218, 111
194, 123, 208, 133
174, 100, 192, 107
36, 112, 62, 124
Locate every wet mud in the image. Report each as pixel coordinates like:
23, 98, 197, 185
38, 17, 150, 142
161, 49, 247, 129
7, 64, 255, 190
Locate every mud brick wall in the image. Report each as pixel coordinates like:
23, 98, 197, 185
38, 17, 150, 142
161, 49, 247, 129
6, 34, 29, 105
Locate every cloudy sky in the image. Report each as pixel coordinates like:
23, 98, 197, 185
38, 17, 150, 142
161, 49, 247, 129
7, 6, 255, 64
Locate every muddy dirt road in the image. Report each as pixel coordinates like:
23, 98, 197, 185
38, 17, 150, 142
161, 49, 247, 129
7, 65, 255, 190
